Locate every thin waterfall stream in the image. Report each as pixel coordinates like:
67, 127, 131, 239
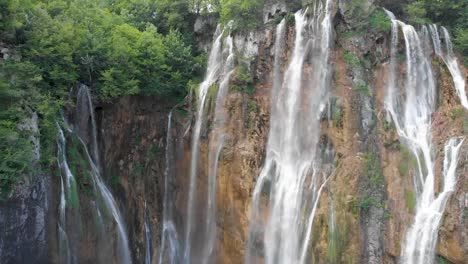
184, 26, 223, 263
203, 35, 236, 263
428, 25, 468, 109
158, 110, 182, 264
177, 23, 236, 263
385, 10, 465, 264
144, 202, 152, 264
57, 85, 132, 264
57, 124, 79, 264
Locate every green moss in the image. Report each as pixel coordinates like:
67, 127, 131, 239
350, 199, 359, 217
207, 83, 219, 101
405, 189, 416, 213
247, 100, 258, 133
67, 178, 80, 208
449, 107, 465, 120
359, 152, 385, 218
110, 174, 120, 186
285, 11, 295, 26
134, 135, 142, 146
147, 143, 161, 161
332, 104, 343, 128
353, 81, 371, 96
231, 59, 255, 94
382, 119, 394, 132
463, 208, 468, 219
384, 210, 392, 220
358, 195, 381, 213
435, 255, 453, 264
134, 162, 144, 177
247, 100, 258, 114
66, 135, 94, 197
398, 161, 409, 177
327, 222, 343, 263
398, 144, 418, 177
343, 30, 364, 39
175, 108, 189, 117
343, 51, 360, 68
107, 166, 120, 187
328, 98, 343, 128
397, 52, 406, 62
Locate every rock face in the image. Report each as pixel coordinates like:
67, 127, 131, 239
93, 2, 467, 264
3, 1, 464, 263
99, 96, 173, 263
0, 112, 53, 264
0, 173, 52, 264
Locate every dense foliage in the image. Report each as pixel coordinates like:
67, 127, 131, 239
219, 0, 264, 31
0, 0, 204, 199
0, 0, 466, 200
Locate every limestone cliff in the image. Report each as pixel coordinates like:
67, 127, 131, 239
96, 1, 467, 263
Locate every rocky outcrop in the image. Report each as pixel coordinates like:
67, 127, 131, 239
0, 111, 53, 264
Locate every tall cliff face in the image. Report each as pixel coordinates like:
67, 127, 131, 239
98, 96, 174, 263
1, 1, 465, 264
95, 1, 467, 264
0, 112, 53, 264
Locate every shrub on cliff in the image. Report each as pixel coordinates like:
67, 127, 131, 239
403, 0, 468, 64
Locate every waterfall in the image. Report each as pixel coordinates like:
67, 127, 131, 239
428, 25, 468, 109
158, 110, 182, 264
202, 35, 236, 263
385, 10, 465, 264
57, 85, 132, 264
78, 136, 132, 264
184, 25, 223, 263
56, 125, 77, 264
245, 1, 333, 263
144, 202, 152, 264
77, 85, 132, 264
402, 138, 464, 264
76, 84, 101, 170
272, 19, 286, 98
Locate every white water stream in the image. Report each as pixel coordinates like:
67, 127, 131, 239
385, 10, 466, 264
246, 1, 333, 263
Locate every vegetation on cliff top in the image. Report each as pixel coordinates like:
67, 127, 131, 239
0, 0, 466, 199
0, 0, 205, 199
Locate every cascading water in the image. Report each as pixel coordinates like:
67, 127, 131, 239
158, 110, 182, 264
56, 125, 79, 264
180, 23, 237, 263
245, 1, 333, 263
183, 26, 223, 263
78, 136, 132, 264
77, 86, 132, 264
202, 35, 236, 263
272, 19, 286, 98
428, 25, 468, 109
385, 10, 466, 264
57, 85, 132, 264
76, 84, 101, 170
144, 202, 152, 264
